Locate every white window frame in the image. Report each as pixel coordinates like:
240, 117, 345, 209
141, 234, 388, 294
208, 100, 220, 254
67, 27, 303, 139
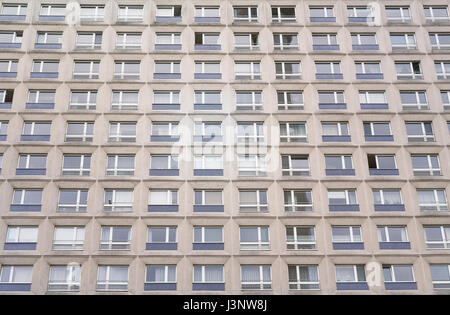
239, 226, 270, 250
237, 155, 266, 176
373, 189, 403, 205
155, 33, 181, 45
111, 90, 139, 110
435, 61, 450, 79
100, 226, 131, 250
108, 122, 136, 142
69, 90, 97, 110
151, 122, 179, 136
390, 33, 416, 49
116, 32, 142, 49
52, 226, 85, 250
1, 4, 27, 16
39, 4, 65, 16
106, 155, 135, 176
383, 265, 415, 283
332, 226, 363, 243
276, 62, 301, 79
148, 190, 177, 205
96, 266, 128, 291
193, 226, 223, 244
234, 33, 259, 50
12, 189, 42, 205
236, 91, 262, 110
6, 226, 38, 243
104, 189, 134, 212
47, 265, 80, 291
65, 122, 93, 142
424, 226, 450, 249
377, 226, 409, 243
80, 5, 104, 22
147, 226, 177, 244
238, 190, 268, 213
194, 155, 222, 170
288, 265, 320, 291
322, 122, 349, 136
328, 189, 357, 205
286, 226, 316, 250
195, 190, 223, 206
153, 91, 179, 104
240, 265, 272, 290
336, 265, 366, 283
193, 265, 224, 284
0, 266, 32, 284
386, 6, 411, 22
284, 190, 313, 212
424, 6, 450, 22
280, 122, 307, 142
62, 154, 90, 176
235, 62, 261, 80
114, 61, 140, 79
418, 189, 448, 211
237, 122, 264, 143
0, 31, 22, 43
57, 189, 88, 212
273, 33, 298, 50
117, 5, 143, 22
272, 6, 296, 23
406, 122, 434, 141
411, 155, 441, 176
400, 91, 428, 109
76, 32, 101, 49
282, 155, 310, 176
73, 61, 99, 79
356, 62, 382, 75
277, 91, 304, 110
233, 6, 257, 22
145, 265, 176, 284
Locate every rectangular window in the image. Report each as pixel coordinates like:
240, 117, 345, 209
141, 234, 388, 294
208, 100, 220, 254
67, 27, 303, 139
76, 32, 102, 49
395, 62, 422, 79
73, 61, 99, 79
153, 91, 179, 106
112, 90, 138, 110
21, 121, 51, 140
12, 189, 42, 206
383, 265, 415, 283
351, 33, 378, 49
367, 155, 398, 174
417, 189, 448, 211
155, 33, 181, 48
106, 155, 135, 176
31, 60, 58, 74
328, 190, 357, 205
363, 122, 393, 140
108, 122, 136, 142
0, 31, 22, 44
442, 91, 450, 110
236, 91, 262, 110
284, 190, 313, 212
241, 265, 271, 290
234, 33, 259, 50
80, 5, 104, 22
53, 226, 85, 250
318, 91, 345, 106
273, 33, 298, 50
312, 33, 338, 47
145, 265, 176, 284
355, 62, 383, 79
149, 190, 178, 205
39, 4, 65, 16
325, 155, 353, 170
48, 265, 80, 291
58, 189, 88, 212
193, 265, 224, 284
233, 6, 257, 22
6, 226, 38, 244
400, 91, 428, 109
347, 7, 374, 22
315, 62, 342, 79
65, 122, 94, 142
114, 61, 140, 80
309, 6, 335, 22
156, 6, 181, 21
195, 190, 222, 205
429, 33, 450, 50
280, 122, 306, 142
147, 227, 177, 244
0, 266, 32, 285
332, 226, 362, 243
275, 62, 301, 79
435, 61, 450, 79
116, 33, 141, 49
151, 122, 179, 137
378, 226, 409, 243
36, 32, 62, 44
286, 226, 316, 250
237, 122, 264, 143
104, 189, 133, 212
27, 90, 55, 104
69, 90, 97, 110
194, 226, 223, 244
424, 6, 449, 22
386, 6, 411, 23
235, 62, 261, 80
406, 122, 434, 142
194, 155, 222, 171
272, 6, 296, 23
154, 61, 181, 79
411, 155, 441, 176
322, 122, 349, 137
373, 189, 403, 205
336, 265, 366, 283
430, 265, 450, 289
150, 155, 179, 173
0, 89, 14, 105
288, 265, 319, 290
1, 4, 27, 16
239, 190, 267, 212
282, 155, 309, 176
96, 266, 128, 291
17, 154, 47, 173
277, 91, 303, 110
424, 226, 450, 249
195, 33, 220, 46
390, 33, 416, 50
240, 226, 269, 250
118, 5, 143, 22
62, 155, 91, 176
359, 91, 386, 104
100, 226, 131, 250
0, 121, 8, 139
195, 6, 220, 19
238, 155, 266, 176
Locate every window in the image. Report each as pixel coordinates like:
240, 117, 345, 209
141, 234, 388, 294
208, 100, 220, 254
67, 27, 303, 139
235, 62, 261, 80
156, 5, 181, 22
62, 154, 91, 176
76, 32, 102, 49
194, 122, 222, 142
309, 6, 335, 22
73, 60, 99, 79
435, 61, 450, 79
193, 155, 223, 175
315, 62, 342, 79
16, 154, 47, 174
359, 91, 386, 107
153, 90, 179, 109
0, 121, 7, 140
424, 226, 450, 249
275, 62, 301, 79
363, 122, 393, 141
406, 122, 434, 142
351, 33, 378, 49
112, 90, 138, 110
11, 189, 42, 210
154, 61, 180, 79
240, 226, 269, 250
318, 91, 345, 108
149, 190, 178, 205
106, 155, 135, 176
0, 60, 17, 78
194, 90, 221, 110
277, 91, 303, 110
237, 122, 264, 143
286, 226, 315, 250
116, 33, 141, 49
194, 190, 222, 206
233, 6, 257, 22
378, 226, 409, 244
145, 265, 176, 287
155, 33, 181, 50
21, 121, 51, 141
336, 265, 366, 283
36, 32, 62, 45
147, 227, 177, 246
0, 31, 22, 47
114, 61, 140, 80
383, 265, 415, 284
430, 265, 450, 289
280, 122, 306, 142
322, 122, 350, 140
400, 91, 428, 110
58, 189, 88, 212
0, 266, 32, 286
347, 6, 374, 22
395, 61, 422, 79
65, 122, 94, 142
234, 33, 259, 50
195, 33, 220, 50
355, 62, 383, 79
273, 33, 298, 50
39, 4, 65, 17
150, 155, 179, 175
69, 90, 97, 110
386, 6, 411, 23
108, 122, 136, 142
104, 189, 133, 212
1, 3, 27, 17
195, 6, 220, 22
236, 91, 262, 110
429, 33, 450, 49
417, 189, 448, 211
390, 33, 416, 50
284, 190, 313, 212
411, 155, 441, 176
100, 226, 131, 250
48, 265, 80, 291
27, 90, 55, 108
373, 189, 403, 205
118, 5, 143, 22
194, 62, 221, 79
6, 226, 38, 245
441, 91, 450, 110
53, 226, 85, 250
332, 226, 363, 245
193, 227, 223, 245
193, 265, 224, 285
288, 265, 319, 290
151, 122, 179, 141
96, 266, 128, 291
239, 190, 268, 212
0, 89, 14, 106
31, 60, 58, 77
272, 6, 296, 23
328, 189, 357, 205
325, 155, 354, 174
241, 265, 271, 290
238, 155, 266, 176
368, 154, 398, 174
312, 33, 338, 50
80, 5, 104, 22
424, 6, 449, 22
282, 155, 309, 176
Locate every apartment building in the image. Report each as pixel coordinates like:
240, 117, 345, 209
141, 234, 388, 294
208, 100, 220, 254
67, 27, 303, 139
0, 0, 449, 294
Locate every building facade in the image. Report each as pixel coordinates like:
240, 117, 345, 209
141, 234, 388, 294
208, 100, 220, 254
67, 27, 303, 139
0, 0, 449, 294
